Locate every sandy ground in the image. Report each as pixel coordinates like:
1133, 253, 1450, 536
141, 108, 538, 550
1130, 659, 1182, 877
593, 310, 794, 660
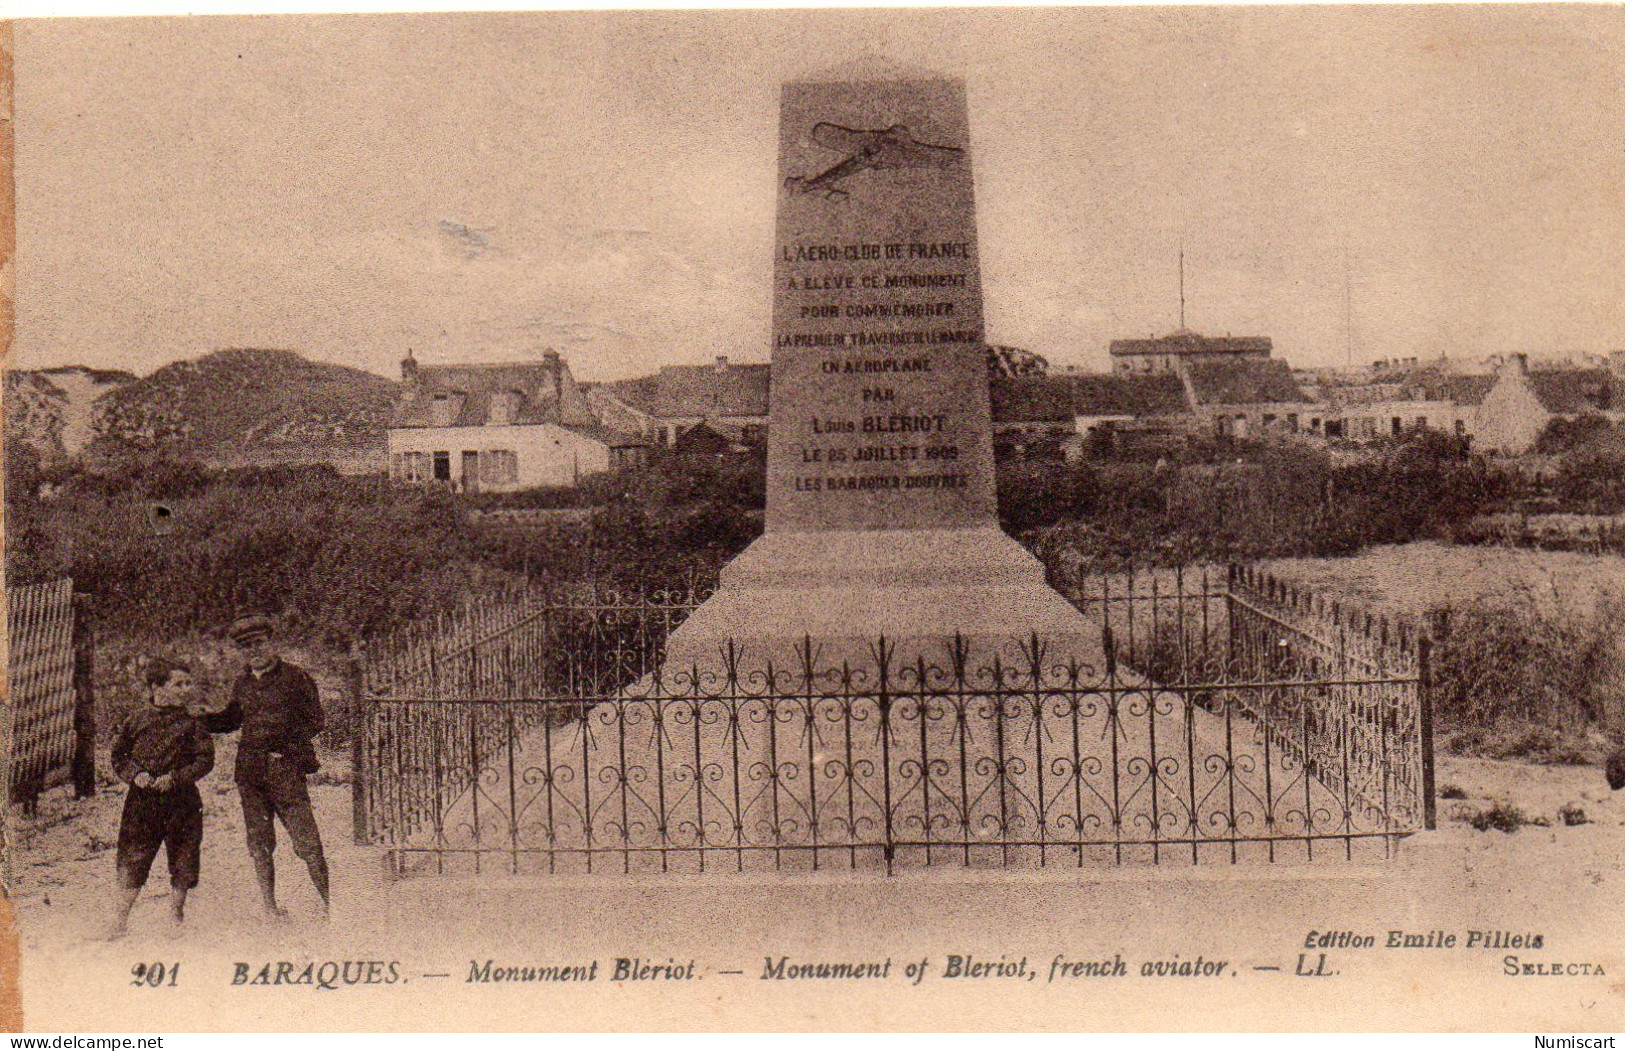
9, 737, 1625, 1031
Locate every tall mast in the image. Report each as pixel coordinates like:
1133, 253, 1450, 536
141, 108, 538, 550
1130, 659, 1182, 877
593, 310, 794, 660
1178, 242, 1186, 331
1343, 245, 1353, 367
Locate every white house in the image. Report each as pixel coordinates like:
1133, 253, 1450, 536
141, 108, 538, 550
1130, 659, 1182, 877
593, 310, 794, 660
387, 351, 638, 491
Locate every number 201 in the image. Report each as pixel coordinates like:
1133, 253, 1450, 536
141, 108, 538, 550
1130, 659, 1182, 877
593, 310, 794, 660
130, 962, 179, 987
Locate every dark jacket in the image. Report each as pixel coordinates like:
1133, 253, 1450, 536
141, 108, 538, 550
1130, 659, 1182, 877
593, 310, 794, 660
205, 659, 323, 781
111, 705, 215, 787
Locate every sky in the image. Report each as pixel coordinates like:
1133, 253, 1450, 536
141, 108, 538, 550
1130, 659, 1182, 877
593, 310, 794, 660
13, 7, 1625, 382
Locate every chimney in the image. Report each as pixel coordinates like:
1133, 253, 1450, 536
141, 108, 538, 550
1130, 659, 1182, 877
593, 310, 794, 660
542, 349, 563, 407
401, 350, 418, 384
715, 355, 729, 373
1496, 352, 1529, 382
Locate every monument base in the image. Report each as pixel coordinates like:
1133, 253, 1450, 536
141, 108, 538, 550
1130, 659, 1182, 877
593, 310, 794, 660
661, 526, 1101, 673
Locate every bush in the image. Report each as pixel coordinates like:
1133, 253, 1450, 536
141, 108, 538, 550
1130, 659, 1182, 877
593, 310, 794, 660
1536, 415, 1614, 456
1428, 592, 1623, 761
6, 453, 765, 652
1556, 424, 1625, 513
1015, 440, 1511, 569
8, 462, 492, 646
1465, 802, 1529, 833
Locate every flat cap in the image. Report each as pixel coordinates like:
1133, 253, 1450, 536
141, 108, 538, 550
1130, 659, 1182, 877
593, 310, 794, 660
228, 614, 275, 644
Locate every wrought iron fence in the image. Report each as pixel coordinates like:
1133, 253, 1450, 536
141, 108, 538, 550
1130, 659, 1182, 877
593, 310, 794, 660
356, 577, 713, 858
1224, 564, 1435, 835
358, 564, 1432, 875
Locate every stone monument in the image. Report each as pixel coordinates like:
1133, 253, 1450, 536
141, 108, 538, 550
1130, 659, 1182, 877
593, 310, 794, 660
663, 72, 1095, 669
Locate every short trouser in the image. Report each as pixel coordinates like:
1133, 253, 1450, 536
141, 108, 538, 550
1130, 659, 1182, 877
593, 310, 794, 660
116, 784, 203, 890
238, 757, 325, 865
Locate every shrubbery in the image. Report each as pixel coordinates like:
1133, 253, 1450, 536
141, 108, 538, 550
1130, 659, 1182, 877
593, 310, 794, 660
10, 437, 1506, 645
4, 450, 766, 651
1428, 593, 1624, 763
1464, 802, 1534, 833
1007, 437, 1509, 570
1555, 423, 1625, 514
11, 437, 1600, 765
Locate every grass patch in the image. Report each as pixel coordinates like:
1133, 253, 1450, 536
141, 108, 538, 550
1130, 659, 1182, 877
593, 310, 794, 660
1430, 590, 1625, 764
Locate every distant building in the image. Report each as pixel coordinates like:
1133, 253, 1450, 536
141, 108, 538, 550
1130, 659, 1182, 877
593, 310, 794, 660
1306, 354, 1625, 451
587, 356, 770, 449
1109, 330, 1273, 375
990, 373, 1193, 458
1314, 362, 1487, 442
1178, 358, 1316, 439
388, 351, 642, 491
1472, 354, 1625, 455
670, 420, 748, 457
987, 345, 1049, 377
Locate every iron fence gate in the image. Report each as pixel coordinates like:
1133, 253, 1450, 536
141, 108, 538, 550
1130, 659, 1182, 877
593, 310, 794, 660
357, 565, 1433, 875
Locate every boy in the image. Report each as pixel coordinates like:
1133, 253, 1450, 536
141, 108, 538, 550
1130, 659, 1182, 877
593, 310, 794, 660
105, 658, 215, 939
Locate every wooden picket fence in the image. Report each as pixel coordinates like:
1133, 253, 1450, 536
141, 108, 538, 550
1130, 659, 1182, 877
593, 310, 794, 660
5, 579, 95, 811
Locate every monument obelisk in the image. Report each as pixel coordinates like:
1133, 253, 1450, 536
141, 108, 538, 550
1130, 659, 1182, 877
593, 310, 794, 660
663, 72, 1095, 669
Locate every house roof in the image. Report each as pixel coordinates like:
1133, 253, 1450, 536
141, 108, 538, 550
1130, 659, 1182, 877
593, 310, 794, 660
592, 362, 770, 420
1313, 364, 1497, 408
390, 359, 595, 429
598, 374, 662, 416
1069, 374, 1192, 417
990, 374, 1191, 423
990, 377, 1074, 422
671, 420, 741, 455
1183, 359, 1308, 406
1529, 369, 1624, 415
1416, 373, 1496, 407
652, 362, 770, 418
1110, 331, 1272, 358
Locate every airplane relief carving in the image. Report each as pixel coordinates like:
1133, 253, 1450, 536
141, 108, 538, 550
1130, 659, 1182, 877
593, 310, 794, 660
785, 122, 964, 201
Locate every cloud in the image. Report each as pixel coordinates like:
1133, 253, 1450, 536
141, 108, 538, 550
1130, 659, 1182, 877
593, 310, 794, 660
437, 219, 497, 258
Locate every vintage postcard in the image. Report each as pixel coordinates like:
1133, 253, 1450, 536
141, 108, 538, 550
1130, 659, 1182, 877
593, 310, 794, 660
4, 5, 1625, 1032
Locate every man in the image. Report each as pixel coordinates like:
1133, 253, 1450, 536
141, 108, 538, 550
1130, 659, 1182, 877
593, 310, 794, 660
205, 615, 330, 919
